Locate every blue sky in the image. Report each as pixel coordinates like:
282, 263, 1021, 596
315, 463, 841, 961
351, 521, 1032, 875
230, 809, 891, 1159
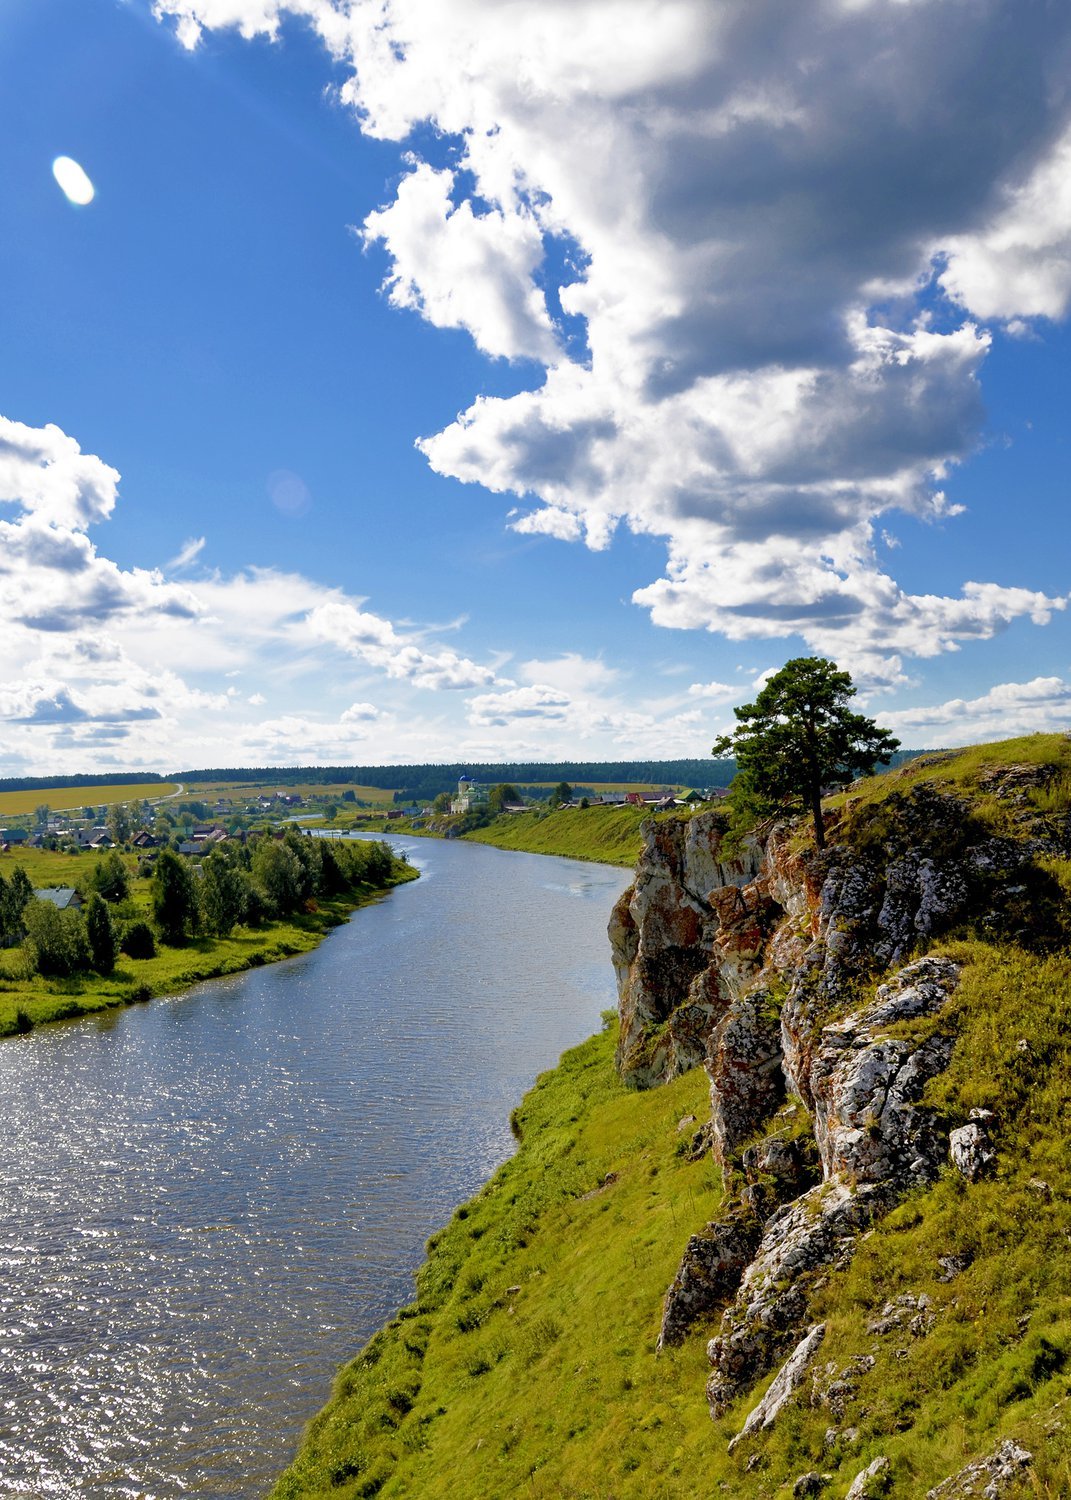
1, 0, 1070, 772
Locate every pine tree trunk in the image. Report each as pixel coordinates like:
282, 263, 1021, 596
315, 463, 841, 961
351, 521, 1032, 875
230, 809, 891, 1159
810, 780, 825, 850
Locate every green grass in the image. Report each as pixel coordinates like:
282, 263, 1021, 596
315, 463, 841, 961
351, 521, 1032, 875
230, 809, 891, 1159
0, 861, 418, 1037
273, 1021, 721, 1500
449, 804, 654, 866
823, 731, 1071, 845
0, 781, 178, 817
0, 845, 103, 886
274, 936, 1071, 1500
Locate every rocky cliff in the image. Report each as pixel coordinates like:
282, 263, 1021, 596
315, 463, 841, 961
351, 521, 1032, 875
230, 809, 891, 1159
610, 759, 1070, 1476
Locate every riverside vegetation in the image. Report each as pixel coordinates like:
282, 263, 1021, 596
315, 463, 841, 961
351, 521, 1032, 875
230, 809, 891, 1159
274, 732, 1071, 1499
0, 831, 414, 1036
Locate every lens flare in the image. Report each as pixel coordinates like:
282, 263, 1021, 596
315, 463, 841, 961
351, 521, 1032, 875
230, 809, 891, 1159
52, 156, 95, 206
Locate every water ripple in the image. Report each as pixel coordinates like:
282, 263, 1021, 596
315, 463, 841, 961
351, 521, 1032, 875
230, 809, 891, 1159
0, 839, 630, 1497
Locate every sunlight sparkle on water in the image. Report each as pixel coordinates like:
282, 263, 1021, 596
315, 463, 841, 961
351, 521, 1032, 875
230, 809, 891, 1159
52, 156, 94, 205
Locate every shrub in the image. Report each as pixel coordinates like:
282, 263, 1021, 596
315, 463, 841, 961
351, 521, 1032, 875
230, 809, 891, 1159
119, 920, 156, 960
23, 899, 90, 977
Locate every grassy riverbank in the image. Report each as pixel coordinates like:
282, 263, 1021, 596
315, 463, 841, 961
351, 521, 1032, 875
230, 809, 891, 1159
359, 803, 652, 867
0, 861, 417, 1038
273, 1018, 721, 1500
274, 937, 1071, 1500
462, 804, 649, 866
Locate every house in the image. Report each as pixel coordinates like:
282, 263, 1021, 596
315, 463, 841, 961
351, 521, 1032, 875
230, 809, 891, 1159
33, 887, 83, 911
624, 792, 644, 806
132, 830, 157, 848
0, 827, 29, 844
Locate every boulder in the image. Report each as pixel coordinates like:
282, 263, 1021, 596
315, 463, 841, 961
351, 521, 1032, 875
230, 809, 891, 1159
949, 1112, 996, 1182
845, 1456, 891, 1497
728, 1323, 825, 1451
925, 1438, 1032, 1497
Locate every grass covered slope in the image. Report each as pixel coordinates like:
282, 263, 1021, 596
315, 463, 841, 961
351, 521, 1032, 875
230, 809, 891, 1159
273, 934, 1071, 1498
274, 733, 1071, 1498
273, 1021, 721, 1500
455, 803, 650, 866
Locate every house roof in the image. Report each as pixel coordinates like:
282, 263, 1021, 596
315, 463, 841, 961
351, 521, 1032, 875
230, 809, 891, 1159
33, 887, 80, 909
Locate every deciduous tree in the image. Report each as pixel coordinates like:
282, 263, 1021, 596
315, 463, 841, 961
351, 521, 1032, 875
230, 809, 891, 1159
151, 849, 200, 944
84, 892, 118, 974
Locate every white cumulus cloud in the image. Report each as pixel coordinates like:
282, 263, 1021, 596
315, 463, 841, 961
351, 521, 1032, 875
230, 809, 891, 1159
154, 0, 1071, 674
307, 601, 498, 689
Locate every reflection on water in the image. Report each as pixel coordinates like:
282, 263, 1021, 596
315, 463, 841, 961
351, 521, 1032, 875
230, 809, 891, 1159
0, 838, 631, 1497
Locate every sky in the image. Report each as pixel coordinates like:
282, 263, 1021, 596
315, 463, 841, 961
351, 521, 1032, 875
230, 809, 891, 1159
1, 0, 1071, 774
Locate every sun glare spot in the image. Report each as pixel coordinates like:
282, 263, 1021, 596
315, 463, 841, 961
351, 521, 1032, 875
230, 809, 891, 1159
52, 156, 95, 206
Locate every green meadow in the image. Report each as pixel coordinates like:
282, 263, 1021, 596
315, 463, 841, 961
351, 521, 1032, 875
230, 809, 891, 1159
460, 803, 652, 866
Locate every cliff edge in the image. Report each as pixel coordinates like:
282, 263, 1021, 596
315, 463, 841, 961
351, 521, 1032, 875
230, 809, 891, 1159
611, 738, 1071, 1489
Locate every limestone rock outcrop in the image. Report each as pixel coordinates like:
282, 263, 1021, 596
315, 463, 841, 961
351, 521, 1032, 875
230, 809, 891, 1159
925, 1438, 1032, 1497
609, 776, 1067, 1438
611, 812, 762, 1087
728, 1323, 825, 1451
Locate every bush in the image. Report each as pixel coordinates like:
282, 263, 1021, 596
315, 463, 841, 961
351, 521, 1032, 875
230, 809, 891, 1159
90, 850, 129, 902
119, 920, 156, 960
23, 900, 90, 977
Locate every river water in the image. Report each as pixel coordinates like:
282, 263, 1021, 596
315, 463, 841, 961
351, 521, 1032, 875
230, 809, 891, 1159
0, 837, 631, 1498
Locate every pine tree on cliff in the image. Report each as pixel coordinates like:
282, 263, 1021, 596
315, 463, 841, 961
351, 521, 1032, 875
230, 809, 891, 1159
712, 656, 900, 849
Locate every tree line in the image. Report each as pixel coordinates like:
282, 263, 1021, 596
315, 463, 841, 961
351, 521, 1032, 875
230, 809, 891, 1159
0, 833, 401, 980
0, 772, 166, 794
174, 760, 736, 801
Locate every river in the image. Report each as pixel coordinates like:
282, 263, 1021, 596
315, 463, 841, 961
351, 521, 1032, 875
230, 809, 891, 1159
0, 837, 631, 1498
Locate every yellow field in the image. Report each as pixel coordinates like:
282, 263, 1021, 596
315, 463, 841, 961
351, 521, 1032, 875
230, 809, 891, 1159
192, 781, 398, 806
522, 781, 688, 795
0, 782, 179, 818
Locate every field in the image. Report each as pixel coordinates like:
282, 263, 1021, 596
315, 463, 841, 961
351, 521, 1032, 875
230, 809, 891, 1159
0, 781, 178, 818
197, 781, 399, 807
